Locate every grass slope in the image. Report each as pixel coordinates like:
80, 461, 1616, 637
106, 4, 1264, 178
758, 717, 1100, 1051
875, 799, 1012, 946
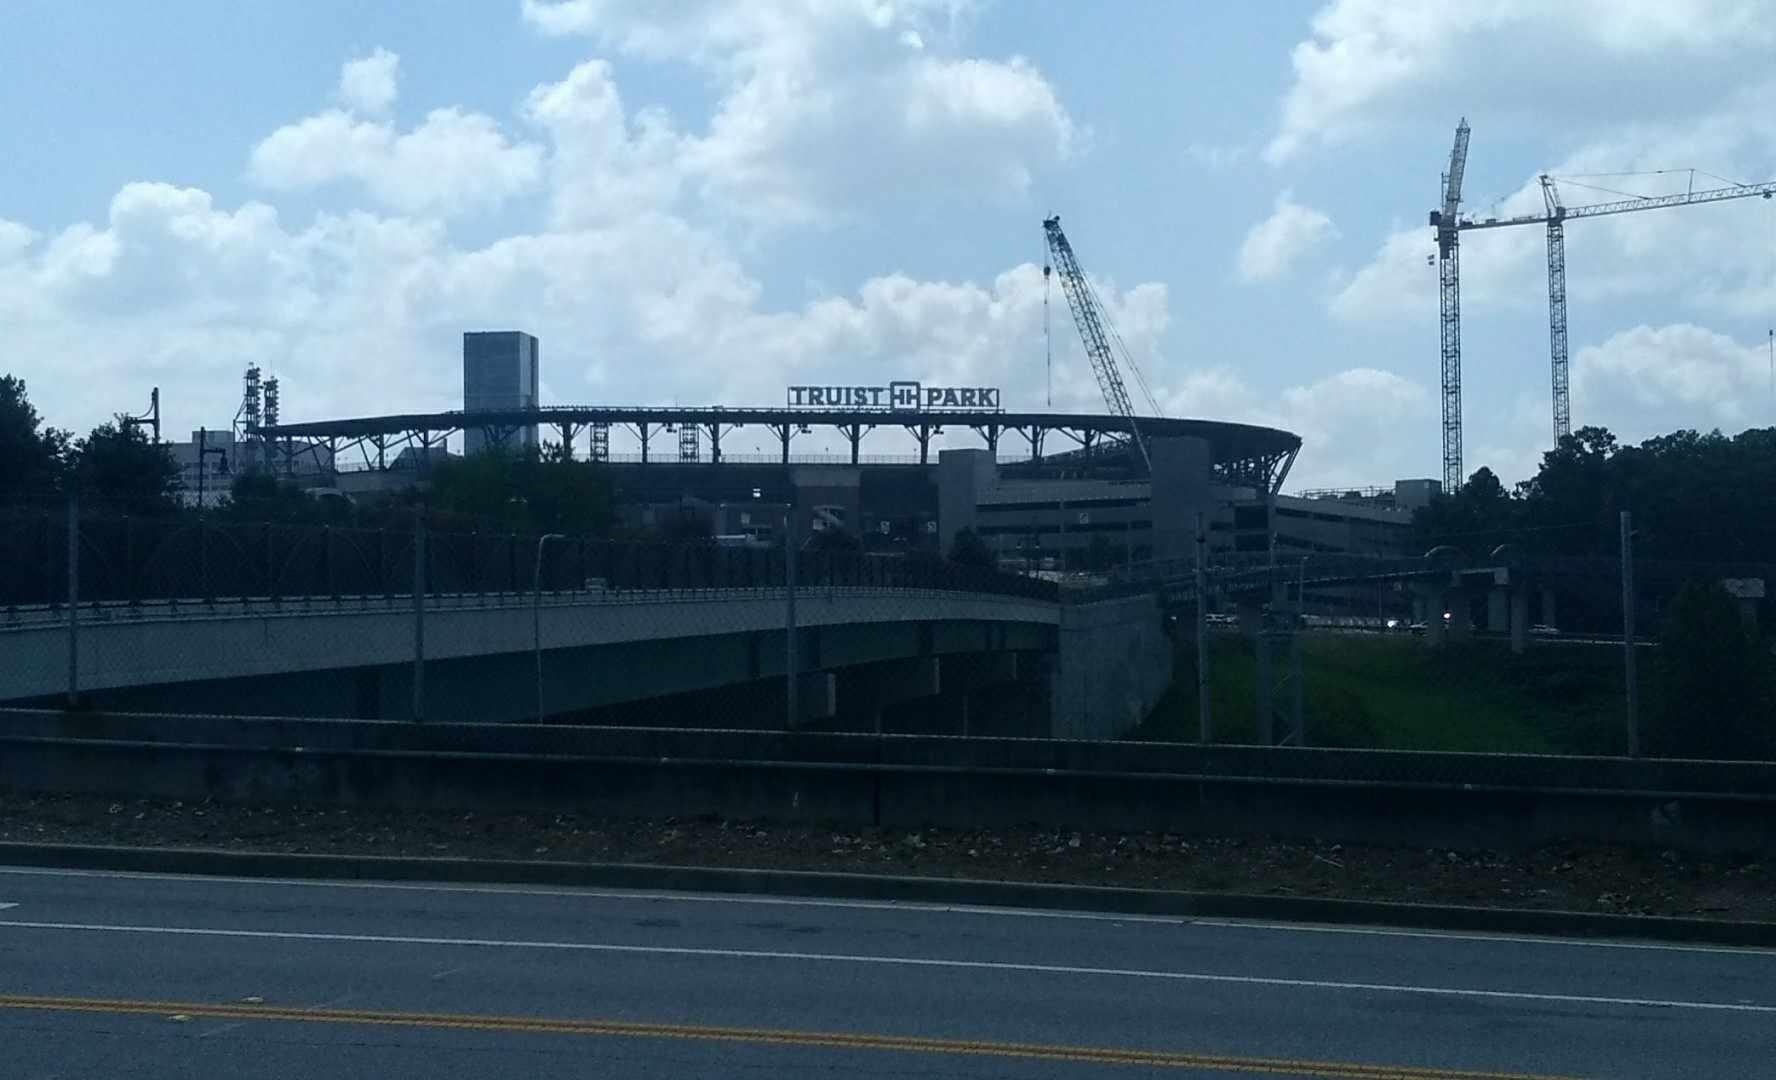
1137, 634, 1649, 754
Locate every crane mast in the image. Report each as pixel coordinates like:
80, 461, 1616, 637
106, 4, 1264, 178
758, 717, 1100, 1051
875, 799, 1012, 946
1042, 215, 1153, 474
1430, 119, 1471, 493
1432, 116, 1774, 474
1541, 175, 1571, 444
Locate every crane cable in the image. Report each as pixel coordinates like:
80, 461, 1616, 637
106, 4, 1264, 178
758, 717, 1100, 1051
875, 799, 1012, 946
1084, 275, 1165, 417
1042, 248, 1053, 410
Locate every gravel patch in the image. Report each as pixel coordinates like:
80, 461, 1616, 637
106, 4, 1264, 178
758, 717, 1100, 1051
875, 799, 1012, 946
3, 792, 1771, 921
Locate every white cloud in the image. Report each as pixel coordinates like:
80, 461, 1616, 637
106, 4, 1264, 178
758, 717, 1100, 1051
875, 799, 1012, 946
249, 107, 543, 217
0, 220, 37, 263
338, 47, 399, 116
521, 61, 688, 228
1266, 0, 1774, 163
520, 0, 1074, 226
1574, 323, 1770, 427
249, 51, 542, 217
1237, 192, 1337, 284
1161, 364, 1435, 489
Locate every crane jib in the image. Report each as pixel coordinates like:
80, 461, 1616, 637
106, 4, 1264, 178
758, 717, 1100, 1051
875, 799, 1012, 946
1041, 216, 1154, 474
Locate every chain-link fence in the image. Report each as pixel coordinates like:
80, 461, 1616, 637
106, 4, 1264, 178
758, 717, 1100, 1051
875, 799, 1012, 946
1122, 537, 1775, 760
4, 496, 1771, 760
0, 498, 1060, 733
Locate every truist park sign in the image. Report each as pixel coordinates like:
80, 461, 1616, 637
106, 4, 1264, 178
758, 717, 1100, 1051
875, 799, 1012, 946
786, 382, 1002, 411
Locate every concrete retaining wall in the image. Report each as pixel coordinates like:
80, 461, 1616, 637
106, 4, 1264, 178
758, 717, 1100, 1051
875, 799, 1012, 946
1051, 594, 1172, 739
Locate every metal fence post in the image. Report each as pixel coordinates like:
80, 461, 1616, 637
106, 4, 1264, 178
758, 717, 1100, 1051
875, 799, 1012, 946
785, 510, 798, 729
1621, 510, 1639, 756
534, 533, 565, 724
412, 513, 426, 723
66, 495, 80, 710
1195, 511, 1211, 743
123, 515, 137, 608
1255, 623, 1273, 746
264, 521, 277, 604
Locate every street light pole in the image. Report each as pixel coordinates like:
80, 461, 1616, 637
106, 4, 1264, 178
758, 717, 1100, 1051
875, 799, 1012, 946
534, 532, 567, 724
1620, 511, 1639, 757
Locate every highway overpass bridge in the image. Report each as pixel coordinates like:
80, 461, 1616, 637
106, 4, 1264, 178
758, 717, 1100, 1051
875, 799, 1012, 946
0, 584, 1170, 739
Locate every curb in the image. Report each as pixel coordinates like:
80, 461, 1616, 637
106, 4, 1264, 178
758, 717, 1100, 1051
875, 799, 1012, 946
2, 841, 1773, 948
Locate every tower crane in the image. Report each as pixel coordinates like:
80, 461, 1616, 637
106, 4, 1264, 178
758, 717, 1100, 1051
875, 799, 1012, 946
1042, 215, 1163, 474
1430, 119, 1471, 493
1432, 118, 1776, 479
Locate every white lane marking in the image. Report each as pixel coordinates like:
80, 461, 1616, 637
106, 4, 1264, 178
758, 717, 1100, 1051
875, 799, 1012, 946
1187, 918, 1776, 958
2, 865, 1772, 957
1, 917, 1772, 1016
0, 903, 15, 911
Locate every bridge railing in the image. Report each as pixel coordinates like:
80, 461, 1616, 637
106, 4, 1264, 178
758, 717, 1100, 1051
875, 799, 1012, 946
0, 508, 1058, 620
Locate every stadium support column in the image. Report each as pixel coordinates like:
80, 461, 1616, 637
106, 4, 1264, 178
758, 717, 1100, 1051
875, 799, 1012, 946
704, 422, 724, 464
554, 423, 580, 459
839, 423, 870, 465
905, 423, 932, 465
770, 423, 794, 463
637, 422, 651, 463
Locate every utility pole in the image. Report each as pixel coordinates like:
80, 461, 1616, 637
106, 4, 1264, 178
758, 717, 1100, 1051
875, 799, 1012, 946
66, 495, 80, 710
1620, 510, 1638, 757
534, 533, 566, 724
1194, 511, 1210, 743
195, 427, 228, 510
785, 507, 799, 729
412, 512, 426, 723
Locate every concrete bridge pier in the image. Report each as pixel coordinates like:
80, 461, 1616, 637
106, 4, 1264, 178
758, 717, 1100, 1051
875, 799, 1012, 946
1413, 583, 1449, 647
1051, 594, 1172, 740
837, 657, 941, 734
938, 652, 1023, 736
791, 672, 839, 727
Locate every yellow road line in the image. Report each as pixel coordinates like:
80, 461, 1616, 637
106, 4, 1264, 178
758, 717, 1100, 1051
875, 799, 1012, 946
0, 993, 1579, 1079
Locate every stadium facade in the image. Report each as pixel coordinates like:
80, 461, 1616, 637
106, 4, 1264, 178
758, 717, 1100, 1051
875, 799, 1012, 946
249, 332, 1430, 563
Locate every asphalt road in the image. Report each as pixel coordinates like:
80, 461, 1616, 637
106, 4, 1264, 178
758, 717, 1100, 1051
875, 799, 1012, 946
0, 866, 1770, 1078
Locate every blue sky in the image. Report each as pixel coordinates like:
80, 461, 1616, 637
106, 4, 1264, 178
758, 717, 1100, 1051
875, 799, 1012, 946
4, 1, 1774, 488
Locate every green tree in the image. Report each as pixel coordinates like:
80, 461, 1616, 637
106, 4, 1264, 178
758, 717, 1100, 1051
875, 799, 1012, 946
222, 471, 352, 524
947, 527, 994, 569
424, 449, 614, 536
1413, 466, 1519, 555
659, 506, 713, 543
1651, 580, 1771, 760
0, 375, 69, 496
70, 421, 180, 515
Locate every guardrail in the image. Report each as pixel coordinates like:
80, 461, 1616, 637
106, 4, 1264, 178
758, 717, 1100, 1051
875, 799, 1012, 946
2, 713, 1770, 854
1, 510, 1058, 615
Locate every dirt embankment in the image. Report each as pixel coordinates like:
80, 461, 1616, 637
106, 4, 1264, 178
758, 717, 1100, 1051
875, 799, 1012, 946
4, 793, 1772, 921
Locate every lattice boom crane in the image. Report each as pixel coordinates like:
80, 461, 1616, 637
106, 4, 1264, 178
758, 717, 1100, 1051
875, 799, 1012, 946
1429, 119, 1471, 494
1433, 117, 1776, 479
1042, 215, 1154, 474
